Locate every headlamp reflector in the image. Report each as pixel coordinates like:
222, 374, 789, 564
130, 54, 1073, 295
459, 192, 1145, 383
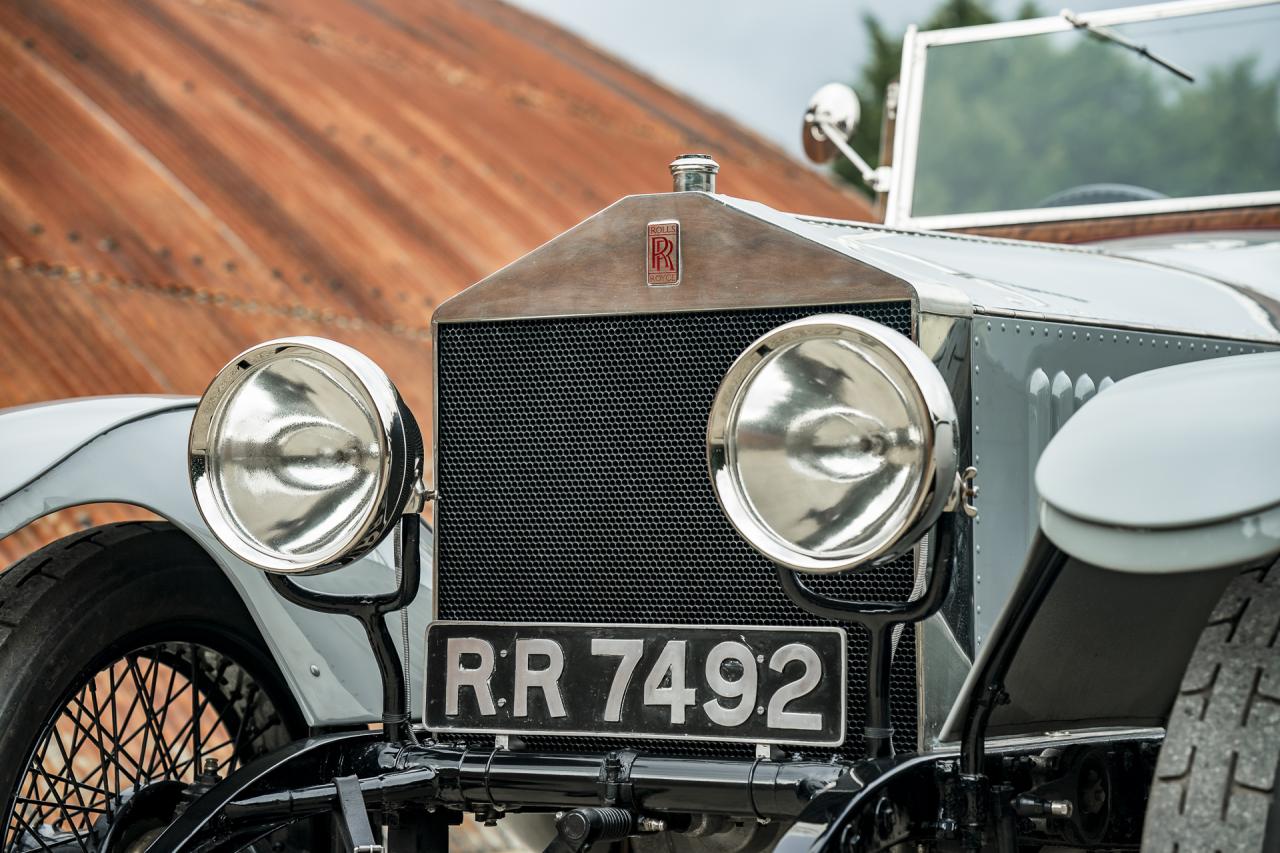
708, 314, 956, 573
190, 338, 420, 574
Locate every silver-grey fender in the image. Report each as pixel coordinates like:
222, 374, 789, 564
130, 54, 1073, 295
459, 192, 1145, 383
939, 353, 1280, 744
0, 395, 430, 727
1036, 351, 1280, 573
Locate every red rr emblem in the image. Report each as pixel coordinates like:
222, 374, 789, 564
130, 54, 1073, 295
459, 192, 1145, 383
646, 220, 681, 287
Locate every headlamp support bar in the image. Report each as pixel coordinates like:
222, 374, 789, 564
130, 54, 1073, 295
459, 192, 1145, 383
267, 514, 422, 743
776, 513, 959, 759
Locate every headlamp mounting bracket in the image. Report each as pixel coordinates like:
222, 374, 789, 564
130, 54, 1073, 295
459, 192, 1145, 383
776, 513, 961, 760
267, 510, 429, 744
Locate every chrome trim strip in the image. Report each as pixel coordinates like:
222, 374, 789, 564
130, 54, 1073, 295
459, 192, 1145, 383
917, 0, 1273, 47
973, 304, 1279, 343
887, 24, 923, 229
976, 725, 1164, 750
885, 0, 1280, 229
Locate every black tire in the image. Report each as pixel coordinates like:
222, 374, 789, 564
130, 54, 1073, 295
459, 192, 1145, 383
0, 522, 308, 852
1143, 560, 1280, 852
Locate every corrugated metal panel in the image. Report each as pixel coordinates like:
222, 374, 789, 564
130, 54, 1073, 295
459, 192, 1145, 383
0, 0, 870, 563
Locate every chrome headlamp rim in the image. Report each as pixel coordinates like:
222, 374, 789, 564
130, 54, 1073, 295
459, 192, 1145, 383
189, 336, 420, 575
707, 313, 958, 575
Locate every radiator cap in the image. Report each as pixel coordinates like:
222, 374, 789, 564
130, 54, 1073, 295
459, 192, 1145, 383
670, 154, 718, 193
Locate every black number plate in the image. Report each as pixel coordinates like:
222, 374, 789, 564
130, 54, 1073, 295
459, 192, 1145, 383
423, 621, 846, 746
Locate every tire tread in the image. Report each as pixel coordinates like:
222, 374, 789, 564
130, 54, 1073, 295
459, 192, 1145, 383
0, 523, 161, 633
1144, 561, 1280, 852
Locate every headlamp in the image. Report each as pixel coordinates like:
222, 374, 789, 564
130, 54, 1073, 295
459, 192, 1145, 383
189, 337, 422, 574
708, 314, 957, 574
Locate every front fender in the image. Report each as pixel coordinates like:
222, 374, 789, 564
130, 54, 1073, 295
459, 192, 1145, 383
0, 395, 430, 727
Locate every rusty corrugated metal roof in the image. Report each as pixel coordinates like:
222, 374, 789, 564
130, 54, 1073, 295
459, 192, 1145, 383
0, 0, 870, 562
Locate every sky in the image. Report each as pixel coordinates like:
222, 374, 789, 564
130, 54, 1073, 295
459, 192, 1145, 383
505, 0, 1170, 160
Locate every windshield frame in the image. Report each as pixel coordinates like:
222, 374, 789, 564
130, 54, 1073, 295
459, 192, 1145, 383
885, 0, 1280, 229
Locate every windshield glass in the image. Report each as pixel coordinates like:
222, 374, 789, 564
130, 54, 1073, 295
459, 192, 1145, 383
910, 4, 1280, 219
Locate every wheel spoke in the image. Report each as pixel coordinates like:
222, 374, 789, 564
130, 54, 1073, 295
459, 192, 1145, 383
57, 690, 95, 781
106, 665, 123, 800
44, 716, 94, 818
152, 653, 183, 751
62, 696, 145, 785
110, 672, 190, 763
191, 644, 203, 776
24, 764, 88, 852
74, 687, 121, 813
17, 765, 112, 801
82, 682, 115, 824
120, 655, 164, 780
11, 807, 63, 852
4, 642, 287, 850
13, 798, 107, 817
124, 657, 180, 780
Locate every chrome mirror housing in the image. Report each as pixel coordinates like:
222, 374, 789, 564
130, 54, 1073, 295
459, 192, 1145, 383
802, 82, 862, 165
801, 82, 889, 193
189, 337, 423, 574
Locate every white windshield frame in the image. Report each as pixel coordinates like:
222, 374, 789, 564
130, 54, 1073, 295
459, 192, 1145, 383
885, 0, 1280, 229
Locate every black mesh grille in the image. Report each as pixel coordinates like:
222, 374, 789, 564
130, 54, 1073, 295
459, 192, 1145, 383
435, 301, 918, 759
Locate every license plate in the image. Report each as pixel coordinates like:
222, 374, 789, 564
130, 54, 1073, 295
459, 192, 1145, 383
423, 622, 846, 746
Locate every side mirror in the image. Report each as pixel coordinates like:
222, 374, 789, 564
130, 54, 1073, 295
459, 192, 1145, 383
801, 82, 889, 193
802, 83, 862, 165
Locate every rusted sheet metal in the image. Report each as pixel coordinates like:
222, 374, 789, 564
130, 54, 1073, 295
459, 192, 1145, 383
0, 0, 869, 563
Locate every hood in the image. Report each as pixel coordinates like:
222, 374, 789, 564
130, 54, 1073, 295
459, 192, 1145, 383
1095, 230, 1280, 294
437, 193, 1280, 345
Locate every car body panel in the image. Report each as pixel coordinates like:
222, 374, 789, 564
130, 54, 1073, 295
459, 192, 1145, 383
0, 397, 430, 727
431, 190, 1280, 752
814, 222, 1280, 343
437, 191, 1280, 344
968, 318, 1273, 649
1036, 352, 1280, 572
0, 395, 193, 498
941, 353, 1280, 742
939, 556, 1237, 743
1099, 230, 1280, 295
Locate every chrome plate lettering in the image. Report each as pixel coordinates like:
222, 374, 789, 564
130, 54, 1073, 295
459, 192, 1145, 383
424, 621, 846, 747
645, 220, 681, 287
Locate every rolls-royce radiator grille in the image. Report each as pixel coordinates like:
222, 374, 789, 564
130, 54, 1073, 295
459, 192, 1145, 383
435, 301, 918, 759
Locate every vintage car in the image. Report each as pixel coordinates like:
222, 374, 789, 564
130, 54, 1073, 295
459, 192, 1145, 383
1, 1, 1278, 851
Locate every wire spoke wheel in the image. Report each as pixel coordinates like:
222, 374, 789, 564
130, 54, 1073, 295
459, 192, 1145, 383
3, 641, 292, 853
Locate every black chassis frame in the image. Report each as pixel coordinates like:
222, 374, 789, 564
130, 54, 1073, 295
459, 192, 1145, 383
148, 517, 1158, 853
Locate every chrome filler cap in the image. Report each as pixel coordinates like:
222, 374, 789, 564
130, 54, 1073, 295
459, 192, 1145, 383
670, 153, 718, 193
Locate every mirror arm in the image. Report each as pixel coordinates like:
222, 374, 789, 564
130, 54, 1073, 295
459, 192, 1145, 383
819, 120, 891, 193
